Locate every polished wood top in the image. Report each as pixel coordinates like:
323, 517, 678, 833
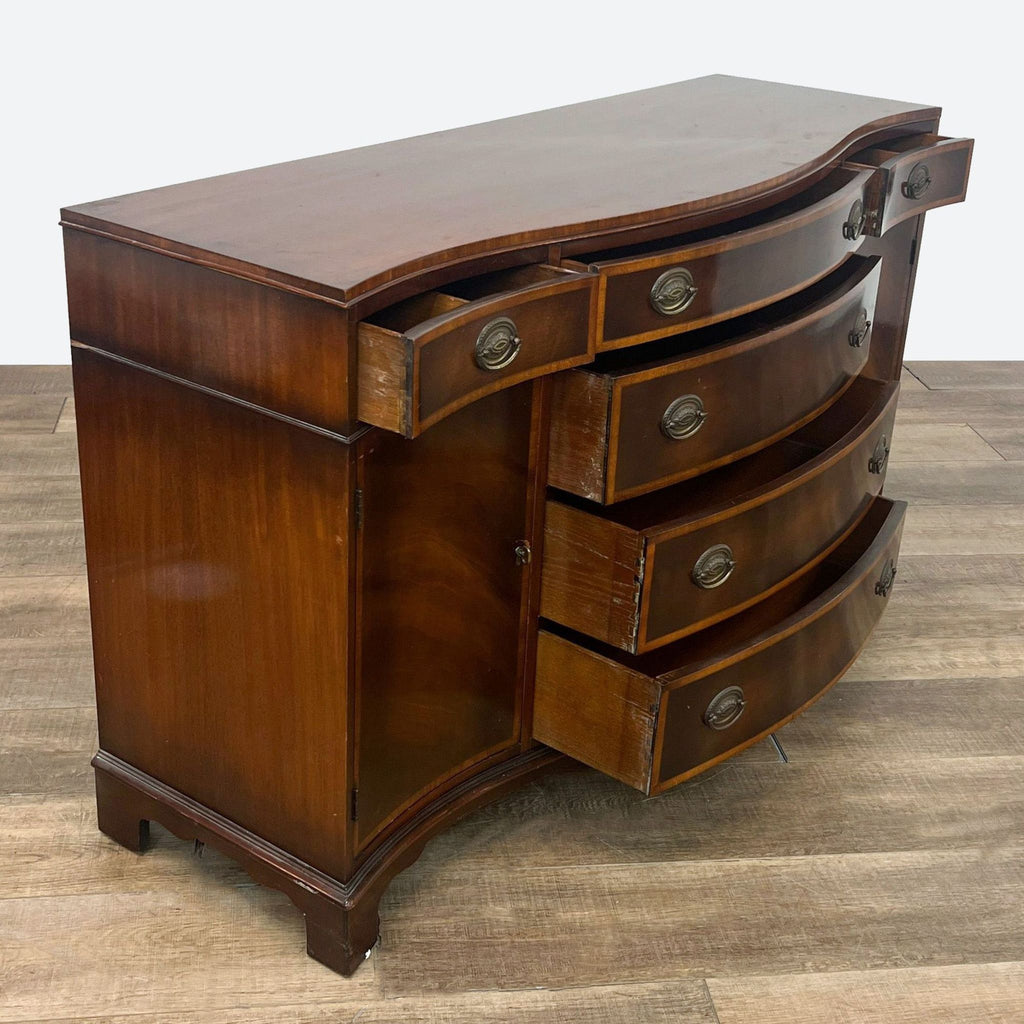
61, 76, 939, 304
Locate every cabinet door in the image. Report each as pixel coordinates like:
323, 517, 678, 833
354, 382, 541, 849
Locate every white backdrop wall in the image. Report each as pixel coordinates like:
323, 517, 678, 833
0, 1, 1011, 364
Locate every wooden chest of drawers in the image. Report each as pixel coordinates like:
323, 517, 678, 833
61, 76, 972, 974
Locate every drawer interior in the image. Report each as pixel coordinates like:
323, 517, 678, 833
563, 167, 864, 268
551, 375, 892, 533
544, 495, 898, 679
361, 264, 578, 335
848, 132, 951, 167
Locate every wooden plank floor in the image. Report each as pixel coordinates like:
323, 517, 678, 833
1, 363, 1022, 1023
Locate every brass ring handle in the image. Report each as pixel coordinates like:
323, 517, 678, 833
875, 558, 897, 597
868, 435, 890, 475
692, 544, 736, 590
842, 199, 866, 241
848, 308, 872, 348
661, 394, 707, 440
650, 267, 698, 316
474, 316, 521, 371
902, 162, 932, 200
704, 686, 747, 730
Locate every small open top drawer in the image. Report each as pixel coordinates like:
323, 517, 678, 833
358, 264, 598, 437
535, 497, 906, 795
847, 133, 973, 235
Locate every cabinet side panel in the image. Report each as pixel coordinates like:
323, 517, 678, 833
74, 348, 354, 878
355, 384, 537, 847
64, 229, 354, 433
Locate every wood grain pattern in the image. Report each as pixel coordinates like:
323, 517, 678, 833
0, 982, 717, 1024
0, 522, 86, 576
888, 422, 1003, 464
549, 257, 882, 502
886, 463, 1024, 504
540, 500, 643, 652
969, 423, 1024, 461
0, 639, 95, 711
906, 360, 1024, 390
543, 380, 898, 651
894, 388, 1024, 424
354, 384, 538, 848
1, 360, 1021, 1023
73, 348, 356, 879
64, 230, 354, 435
379, 846, 1024, 992
53, 395, 75, 432
898, 505, 1024, 554
0, 889, 381, 1021
408, 757, 1023, 870
900, 367, 927, 391
0, 365, 71, 394
853, 134, 973, 234
0, 476, 82, 523
780, 678, 1024, 759
0, 575, 90, 638
0, 707, 96, 797
535, 500, 906, 793
60, 76, 940, 303
0, 433, 79, 475
708, 962, 1024, 1024
358, 270, 595, 437
0, 396, 64, 432
589, 169, 876, 348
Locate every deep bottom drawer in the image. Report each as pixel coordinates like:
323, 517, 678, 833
534, 497, 905, 794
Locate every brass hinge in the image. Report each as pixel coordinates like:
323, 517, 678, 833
354, 488, 364, 529
350, 787, 359, 821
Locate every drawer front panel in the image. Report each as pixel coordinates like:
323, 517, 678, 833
852, 134, 973, 235
416, 278, 594, 429
656, 499, 905, 788
591, 170, 875, 349
359, 270, 596, 437
534, 499, 906, 794
611, 258, 881, 500
642, 384, 899, 649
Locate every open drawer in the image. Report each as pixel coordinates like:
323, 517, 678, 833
548, 255, 881, 504
357, 264, 597, 437
534, 497, 906, 794
846, 133, 973, 235
562, 166, 877, 351
542, 377, 898, 653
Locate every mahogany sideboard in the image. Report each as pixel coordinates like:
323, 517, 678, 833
61, 76, 972, 974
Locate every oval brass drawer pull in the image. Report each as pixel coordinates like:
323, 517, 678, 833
875, 558, 898, 597
474, 316, 522, 371
650, 267, 698, 316
848, 308, 872, 348
868, 435, 890, 475
704, 685, 747, 730
692, 543, 736, 590
661, 394, 707, 440
902, 162, 932, 200
842, 199, 866, 241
